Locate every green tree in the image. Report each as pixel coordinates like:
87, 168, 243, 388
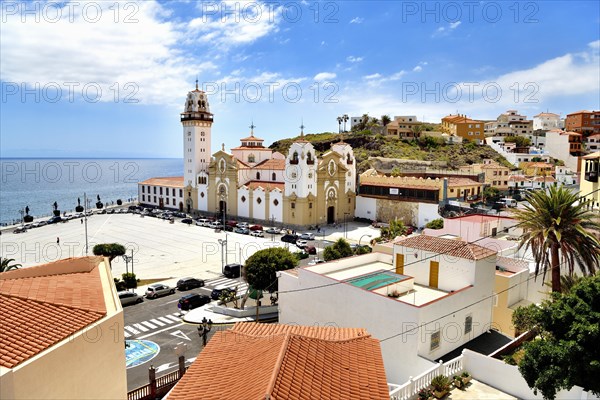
0, 258, 21, 272
380, 219, 408, 240
515, 275, 600, 399
323, 238, 353, 261
381, 115, 391, 126
93, 243, 126, 261
121, 272, 138, 289
244, 247, 298, 294
483, 186, 501, 203
425, 218, 444, 230
512, 185, 600, 292
390, 166, 402, 177
504, 135, 532, 147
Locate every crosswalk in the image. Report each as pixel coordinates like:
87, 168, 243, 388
205, 276, 249, 294
124, 313, 182, 338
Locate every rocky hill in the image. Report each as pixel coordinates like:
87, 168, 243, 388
269, 131, 513, 175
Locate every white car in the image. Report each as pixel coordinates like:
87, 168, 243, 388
296, 240, 308, 249
299, 232, 315, 240
119, 291, 143, 306
237, 222, 249, 229
250, 230, 264, 237
209, 221, 222, 229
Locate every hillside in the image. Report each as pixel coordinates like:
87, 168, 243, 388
269, 131, 513, 175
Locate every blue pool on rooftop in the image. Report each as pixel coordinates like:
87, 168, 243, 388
346, 270, 409, 291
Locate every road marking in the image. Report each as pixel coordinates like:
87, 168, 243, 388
150, 318, 165, 327
165, 314, 181, 322
124, 331, 131, 338
155, 362, 174, 373
132, 323, 149, 332
170, 330, 191, 341
141, 321, 157, 329
165, 299, 180, 304
137, 323, 185, 339
158, 316, 173, 324
124, 326, 139, 335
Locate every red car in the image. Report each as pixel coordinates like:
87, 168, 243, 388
249, 225, 263, 231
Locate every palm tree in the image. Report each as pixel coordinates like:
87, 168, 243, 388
1, 258, 21, 272
512, 185, 600, 293
381, 115, 392, 126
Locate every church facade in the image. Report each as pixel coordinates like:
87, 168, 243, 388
138, 85, 356, 227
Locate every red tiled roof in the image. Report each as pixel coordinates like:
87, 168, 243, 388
447, 177, 482, 187
509, 175, 528, 182
231, 322, 368, 340
231, 146, 267, 150
395, 235, 497, 260
240, 135, 264, 142
139, 176, 184, 187
241, 158, 286, 170
0, 257, 107, 368
168, 324, 389, 400
242, 180, 285, 191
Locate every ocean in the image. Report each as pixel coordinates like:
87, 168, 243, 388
0, 158, 182, 225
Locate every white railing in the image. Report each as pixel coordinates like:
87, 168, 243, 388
389, 355, 464, 400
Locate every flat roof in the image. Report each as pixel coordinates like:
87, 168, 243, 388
345, 270, 410, 290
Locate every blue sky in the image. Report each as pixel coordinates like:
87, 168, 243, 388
1, 0, 599, 158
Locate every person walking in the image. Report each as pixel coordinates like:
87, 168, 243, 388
56, 237, 60, 245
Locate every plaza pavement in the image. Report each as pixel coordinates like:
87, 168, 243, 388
1, 213, 381, 287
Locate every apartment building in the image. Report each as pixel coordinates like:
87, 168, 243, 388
581, 151, 599, 211
533, 111, 563, 131
459, 160, 511, 190
441, 114, 485, 144
545, 130, 584, 172
385, 116, 422, 139
565, 110, 600, 136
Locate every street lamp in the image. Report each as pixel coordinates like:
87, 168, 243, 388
358, 234, 372, 247
343, 212, 351, 239
218, 238, 227, 273
197, 317, 213, 347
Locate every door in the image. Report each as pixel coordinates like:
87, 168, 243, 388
395, 253, 404, 275
159, 198, 164, 209
327, 206, 335, 224
429, 261, 439, 289
219, 200, 227, 220
179, 202, 183, 212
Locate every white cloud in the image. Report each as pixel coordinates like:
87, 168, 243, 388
0, 0, 283, 106
350, 17, 364, 24
321, 41, 326, 46
365, 73, 382, 80
589, 40, 600, 49
432, 21, 461, 38
346, 55, 364, 63
449, 21, 462, 29
413, 66, 423, 72
314, 72, 337, 81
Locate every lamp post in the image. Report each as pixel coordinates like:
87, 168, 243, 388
343, 212, 351, 239
197, 317, 213, 347
358, 234, 372, 247
218, 238, 227, 273
84, 192, 89, 255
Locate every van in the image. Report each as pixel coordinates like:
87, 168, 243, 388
223, 263, 242, 278
499, 198, 518, 208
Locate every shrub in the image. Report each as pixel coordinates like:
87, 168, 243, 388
121, 272, 138, 289
425, 218, 444, 230
430, 375, 450, 392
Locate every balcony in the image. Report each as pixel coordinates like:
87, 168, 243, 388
180, 113, 213, 122
306, 159, 314, 165
289, 159, 299, 165
585, 171, 598, 182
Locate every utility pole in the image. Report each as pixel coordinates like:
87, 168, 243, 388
84, 192, 89, 254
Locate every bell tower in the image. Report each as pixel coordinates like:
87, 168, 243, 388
181, 80, 213, 190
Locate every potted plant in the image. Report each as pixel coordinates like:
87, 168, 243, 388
75, 198, 84, 213
52, 202, 60, 217
430, 375, 450, 399
453, 375, 463, 389
461, 371, 472, 385
116, 199, 122, 206
418, 387, 434, 400
96, 194, 103, 209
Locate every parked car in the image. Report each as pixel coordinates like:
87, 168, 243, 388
119, 291, 143, 306
13, 226, 27, 234
211, 286, 236, 301
209, 221, 223, 229
296, 239, 309, 249
265, 227, 281, 234
281, 234, 298, 243
178, 293, 211, 311
47, 216, 62, 224
234, 227, 249, 235
223, 263, 242, 279
249, 230, 264, 237
33, 221, 47, 227
224, 225, 234, 232
181, 218, 193, 224
299, 232, 315, 240
196, 218, 210, 226
176, 277, 205, 291
249, 224, 263, 231
237, 222, 249, 229
145, 284, 175, 299
226, 220, 238, 228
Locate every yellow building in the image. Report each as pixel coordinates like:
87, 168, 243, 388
519, 161, 554, 177
492, 257, 531, 338
441, 114, 485, 144
385, 116, 423, 139
0, 257, 127, 400
581, 151, 600, 211
459, 161, 511, 190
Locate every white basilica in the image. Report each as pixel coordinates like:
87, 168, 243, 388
139, 84, 356, 227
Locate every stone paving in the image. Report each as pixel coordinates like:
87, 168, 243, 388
447, 379, 517, 399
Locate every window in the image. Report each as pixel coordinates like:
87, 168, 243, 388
248, 154, 255, 163
160, 187, 163, 195
256, 197, 262, 204
142, 195, 145, 201
179, 189, 183, 197
273, 199, 279, 206
256, 172, 260, 180
154, 196, 157, 203
241, 196, 246, 202
430, 331, 441, 351
142, 186, 145, 193
291, 202, 295, 209
309, 203, 312, 209
465, 315, 473, 334
348, 198, 351, 204
291, 173, 297, 179
272, 172, 276, 181
153, 187, 156, 194
166, 198, 169, 205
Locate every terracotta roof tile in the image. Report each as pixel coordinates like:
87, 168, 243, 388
168, 324, 388, 400
231, 322, 368, 340
395, 235, 497, 260
139, 176, 184, 187
0, 257, 107, 368
241, 159, 286, 170
447, 177, 482, 187
242, 180, 285, 191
